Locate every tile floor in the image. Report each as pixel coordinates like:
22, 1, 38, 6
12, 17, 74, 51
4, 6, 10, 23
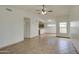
0, 34, 77, 54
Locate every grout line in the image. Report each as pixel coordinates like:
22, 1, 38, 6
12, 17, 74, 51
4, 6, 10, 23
71, 42, 79, 54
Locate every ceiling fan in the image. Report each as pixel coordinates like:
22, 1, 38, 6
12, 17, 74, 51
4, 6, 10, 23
36, 5, 53, 15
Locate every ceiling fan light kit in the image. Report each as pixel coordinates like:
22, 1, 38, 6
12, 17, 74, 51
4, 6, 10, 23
41, 5, 47, 15
41, 9, 47, 15
36, 5, 53, 15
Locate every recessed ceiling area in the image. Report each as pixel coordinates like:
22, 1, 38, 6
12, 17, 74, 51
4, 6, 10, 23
11, 5, 73, 20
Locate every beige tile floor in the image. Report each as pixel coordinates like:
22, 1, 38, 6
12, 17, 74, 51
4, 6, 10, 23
0, 34, 77, 54
71, 39, 79, 53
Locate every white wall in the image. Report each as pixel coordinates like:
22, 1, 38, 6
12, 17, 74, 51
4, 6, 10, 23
70, 21, 79, 39
0, 6, 24, 48
69, 6, 79, 39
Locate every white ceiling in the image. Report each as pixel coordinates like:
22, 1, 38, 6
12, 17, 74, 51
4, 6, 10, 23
12, 5, 72, 20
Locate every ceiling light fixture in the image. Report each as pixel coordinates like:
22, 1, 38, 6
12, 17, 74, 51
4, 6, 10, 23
36, 5, 53, 15
41, 5, 47, 15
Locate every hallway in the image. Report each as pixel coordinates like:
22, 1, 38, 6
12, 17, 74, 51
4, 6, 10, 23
0, 34, 77, 54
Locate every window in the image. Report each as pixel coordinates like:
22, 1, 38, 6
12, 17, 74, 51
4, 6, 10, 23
59, 22, 67, 33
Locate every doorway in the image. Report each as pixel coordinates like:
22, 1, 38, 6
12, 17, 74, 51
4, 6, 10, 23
24, 17, 30, 39
38, 21, 45, 36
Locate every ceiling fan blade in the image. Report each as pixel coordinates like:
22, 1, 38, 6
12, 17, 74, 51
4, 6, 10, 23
37, 13, 47, 15
36, 5, 52, 15
48, 10, 53, 12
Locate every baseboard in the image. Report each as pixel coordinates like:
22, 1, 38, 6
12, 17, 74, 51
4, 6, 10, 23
56, 36, 70, 38
0, 40, 24, 50
24, 35, 39, 39
46, 33, 56, 34
24, 33, 46, 39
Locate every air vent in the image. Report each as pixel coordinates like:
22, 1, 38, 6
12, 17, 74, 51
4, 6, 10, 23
48, 10, 53, 12
6, 8, 13, 12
